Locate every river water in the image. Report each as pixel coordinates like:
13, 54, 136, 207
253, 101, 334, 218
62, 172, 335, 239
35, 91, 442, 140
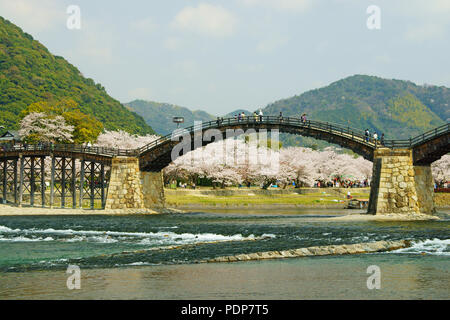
0, 209, 448, 299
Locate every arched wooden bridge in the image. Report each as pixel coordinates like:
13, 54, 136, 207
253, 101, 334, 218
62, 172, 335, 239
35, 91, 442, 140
0, 117, 448, 213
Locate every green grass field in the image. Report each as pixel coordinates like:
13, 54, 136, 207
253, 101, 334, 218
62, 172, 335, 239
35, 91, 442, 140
165, 188, 371, 207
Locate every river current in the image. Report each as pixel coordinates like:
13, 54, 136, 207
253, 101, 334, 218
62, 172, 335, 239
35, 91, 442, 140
0, 209, 448, 299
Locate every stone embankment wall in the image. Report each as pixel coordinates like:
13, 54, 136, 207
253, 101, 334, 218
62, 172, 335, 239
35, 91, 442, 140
201, 240, 410, 263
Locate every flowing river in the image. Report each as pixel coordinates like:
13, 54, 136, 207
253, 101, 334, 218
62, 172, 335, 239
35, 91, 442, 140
0, 209, 448, 299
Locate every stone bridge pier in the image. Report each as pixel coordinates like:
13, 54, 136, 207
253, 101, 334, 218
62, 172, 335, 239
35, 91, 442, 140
368, 148, 435, 215
105, 157, 165, 210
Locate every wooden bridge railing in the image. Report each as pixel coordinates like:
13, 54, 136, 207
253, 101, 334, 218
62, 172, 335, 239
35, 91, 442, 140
1, 119, 448, 158
0, 142, 139, 158
138, 116, 377, 154
383, 122, 450, 149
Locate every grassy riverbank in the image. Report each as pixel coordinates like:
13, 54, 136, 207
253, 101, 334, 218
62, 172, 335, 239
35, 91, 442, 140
165, 187, 370, 208
165, 187, 450, 210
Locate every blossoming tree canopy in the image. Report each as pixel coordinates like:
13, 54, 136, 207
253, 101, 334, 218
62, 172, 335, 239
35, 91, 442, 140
95, 130, 159, 149
20, 99, 104, 144
163, 137, 376, 188
19, 112, 74, 143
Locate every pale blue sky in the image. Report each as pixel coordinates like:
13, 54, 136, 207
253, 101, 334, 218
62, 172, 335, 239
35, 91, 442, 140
1, 0, 449, 114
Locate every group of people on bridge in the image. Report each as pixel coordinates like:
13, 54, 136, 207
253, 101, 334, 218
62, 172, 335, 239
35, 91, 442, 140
365, 128, 385, 145
219, 110, 309, 124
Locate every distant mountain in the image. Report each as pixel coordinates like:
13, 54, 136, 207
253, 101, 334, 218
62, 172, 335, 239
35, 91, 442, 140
0, 16, 154, 135
125, 100, 216, 135
224, 109, 252, 118
263, 75, 448, 140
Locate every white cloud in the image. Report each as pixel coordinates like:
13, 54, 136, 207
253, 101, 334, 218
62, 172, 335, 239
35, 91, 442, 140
163, 37, 183, 50
374, 54, 392, 64
130, 17, 157, 33
256, 34, 289, 53
417, 0, 450, 14
0, 0, 63, 32
128, 87, 152, 100
67, 21, 115, 64
239, 0, 312, 11
171, 3, 237, 37
395, 0, 450, 42
405, 23, 446, 42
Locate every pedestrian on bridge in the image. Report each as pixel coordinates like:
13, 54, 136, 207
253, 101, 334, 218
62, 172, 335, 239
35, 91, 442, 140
380, 133, 385, 146
301, 113, 307, 123
259, 109, 263, 122
365, 129, 370, 142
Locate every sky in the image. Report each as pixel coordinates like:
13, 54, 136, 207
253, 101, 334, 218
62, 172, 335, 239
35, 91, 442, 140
0, 0, 449, 115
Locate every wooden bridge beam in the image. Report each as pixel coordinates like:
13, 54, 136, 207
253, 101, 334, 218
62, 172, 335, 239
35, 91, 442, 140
30, 157, 35, 207
13, 159, 17, 204
2, 158, 8, 204
40, 156, 45, 208
18, 155, 24, 207
72, 158, 76, 209
50, 156, 55, 208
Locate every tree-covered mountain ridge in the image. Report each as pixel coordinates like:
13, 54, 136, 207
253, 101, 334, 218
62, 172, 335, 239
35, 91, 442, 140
125, 100, 216, 136
0, 16, 154, 135
263, 75, 448, 140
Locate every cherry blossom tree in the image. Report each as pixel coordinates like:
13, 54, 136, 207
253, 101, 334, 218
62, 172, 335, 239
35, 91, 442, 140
95, 130, 159, 149
432, 155, 450, 187
19, 112, 74, 143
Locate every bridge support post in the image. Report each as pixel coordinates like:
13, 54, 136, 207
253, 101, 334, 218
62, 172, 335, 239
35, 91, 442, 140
105, 157, 165, 210
18, 155, 24, 207
13, 159, 17, 204
413, 165, 436, 214
105, 157, 144, 210
2, 159, 6, 204
368, 148, 434, 215
50, 156, 55, 208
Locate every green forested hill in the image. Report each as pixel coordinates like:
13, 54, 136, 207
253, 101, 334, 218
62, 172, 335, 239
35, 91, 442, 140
0, 16, 154, 135
125, 100, 215, 135
263, 75, 448, 141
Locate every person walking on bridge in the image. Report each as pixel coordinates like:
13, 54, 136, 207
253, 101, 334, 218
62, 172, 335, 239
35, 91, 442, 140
259, 109, 263, 122
364, 129, 370, 142
253, 112, 258, 122
279, 111, 283, 122
301, 113, 307, 123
